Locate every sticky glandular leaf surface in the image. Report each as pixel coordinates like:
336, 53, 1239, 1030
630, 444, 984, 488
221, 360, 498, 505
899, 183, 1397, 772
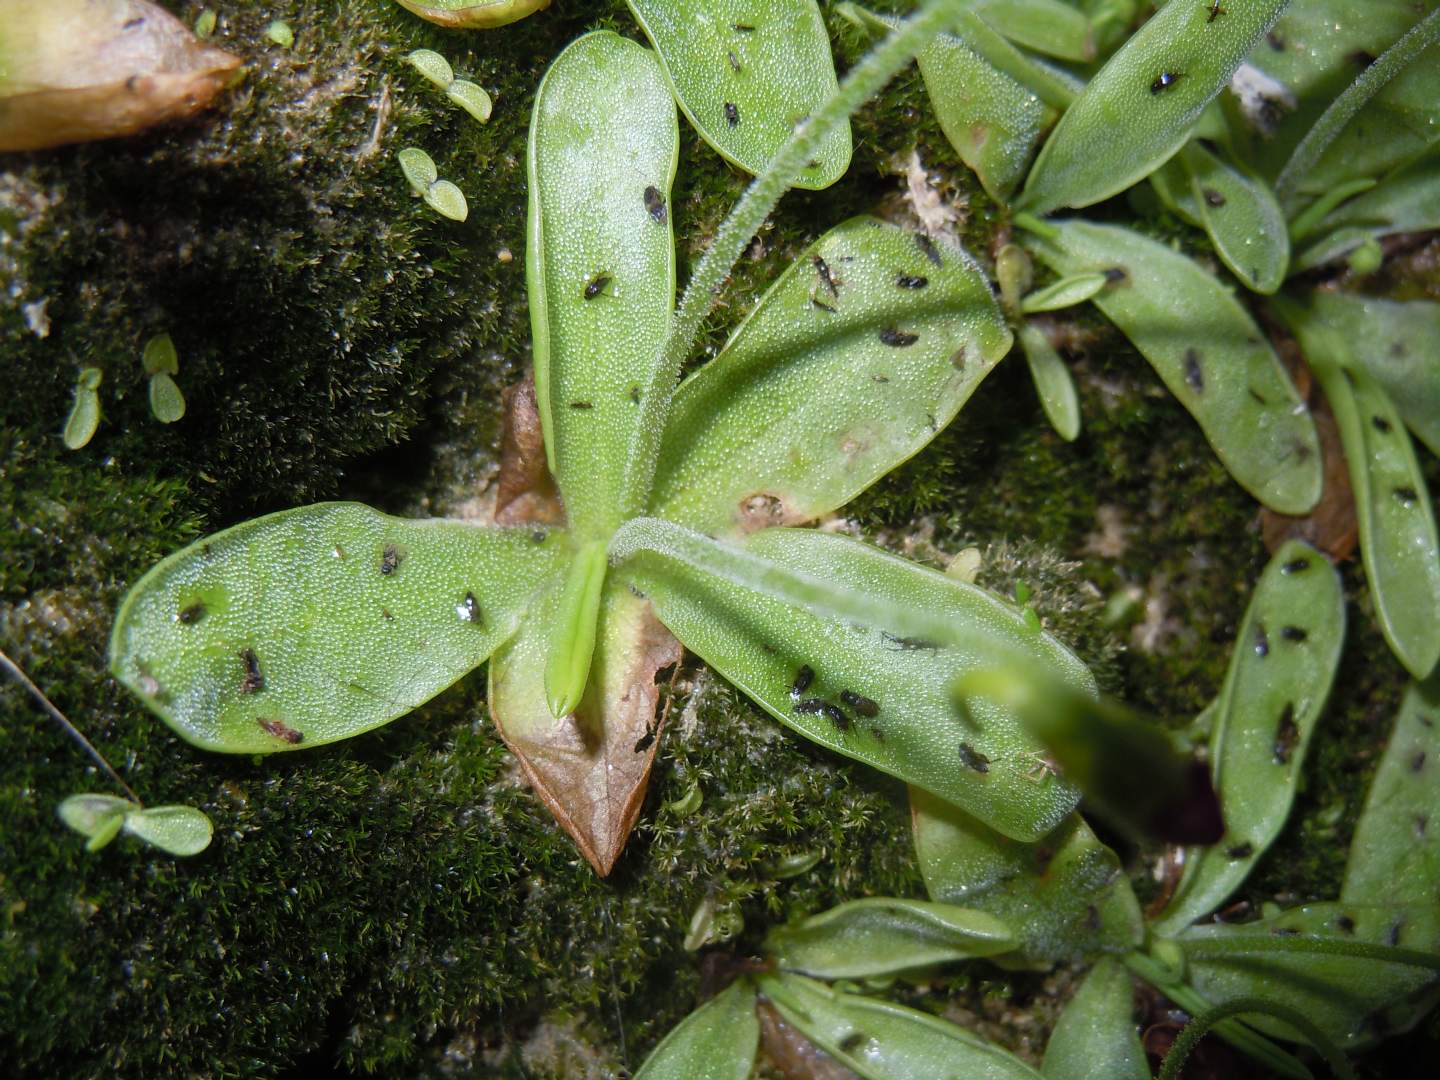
1019, 0, 1287, 213
527, 30, 677, 542
625, 0, 850, 189
1041, 958, 1147, 1080
633, 978, 759, 1080
1027, 220, 1321, 515
620, 526, 1092, 842
110, 503, 567, 753
648, 218, 1011, 537
1154, 540, 1344, 934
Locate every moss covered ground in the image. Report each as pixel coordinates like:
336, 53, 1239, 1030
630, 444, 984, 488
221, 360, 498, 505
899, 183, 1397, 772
1, 1, 1434, 1077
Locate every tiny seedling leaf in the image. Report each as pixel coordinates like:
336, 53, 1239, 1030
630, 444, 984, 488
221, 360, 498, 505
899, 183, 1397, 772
1154, 540, 1345, 934
393, 0, 551, 29
446, 79, 493, 123
62, 368, 102, 450
423, 179, 468, 222
397, 147, 438, 193
110, 503, 567, 754
1179, 141, 1289, 295
633, 978, 759, 1080
1019, 273, 1107, 314
141, 332, 179, 375
765, 897, 1014, 979
58, 793, 135, 840
625, 0, 851, 190
122, 804, 214, 856
1293, 157, 1440, 273
404, 48, 454, 88
148, 372, 186, 424
1017, 322, 1080, 442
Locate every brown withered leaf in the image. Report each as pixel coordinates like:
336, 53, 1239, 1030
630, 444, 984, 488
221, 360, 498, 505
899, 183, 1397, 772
756, 1001, 861, 1080
0, 0, 242, 153
495, 373, 565, 527
1260, 400, 1357, 562
488, 579, 680, 875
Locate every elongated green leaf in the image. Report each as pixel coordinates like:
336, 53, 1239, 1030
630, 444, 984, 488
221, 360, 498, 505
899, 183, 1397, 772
625, 0, 849, 190
488, 576, 681, 875
122, 804, 213, 856
62, 372, 101, 450
766, 898, 1014, 979
913, 790, 1143, 966
1293, 157, 1440, 272
1343, 676, 1440, 903
1299, 293, 1440, 457
619, 525, 1091, 842
527, 31, 677, 541
110, 503, 567, 753
1181, 903, 1440, 1049
1019, 273, 1107, 314
392, 0, 550, 29
1231, 0, 1436, 176
1284, 303, 1440, 678
1154, 540, 1345, 934
1042, 958, 1147, 1080
648, 217, 1011, 536
1019, 0, 1287, 213
1025, 219, 1321, 514
1179, 141, 1288, 294
1018, 322, 1080, 441
148, 371, 186, 423
972, 0, 1095, 63
634, 979, 759, 1080
843, 5, 1052, 200
758, 972, 1044, 1080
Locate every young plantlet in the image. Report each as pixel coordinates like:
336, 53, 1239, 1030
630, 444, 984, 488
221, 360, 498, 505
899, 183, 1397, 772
62, 367, 102, 450
142, 333, 185, 424
393, 0, 552, 29
397, 147, 438, 194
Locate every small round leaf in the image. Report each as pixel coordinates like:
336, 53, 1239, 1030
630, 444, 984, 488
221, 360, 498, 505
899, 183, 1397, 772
397, 147, 438, 194
148, 372, 187, 423
122, 804, 214, 856
63, 370, 102, 450
404, 48, 453, 88
58, 793, 136, 838
142, 332, 179, 375
424, 179, 469, 222
264, 20, 294, 48
446, 78, 493, 123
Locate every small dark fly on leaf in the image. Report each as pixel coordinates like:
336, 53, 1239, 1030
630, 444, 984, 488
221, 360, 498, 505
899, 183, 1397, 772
879, 328, 919, 347
895, 274, 928, 289
584, 273, 611, 300
643, 185, 666, 225
790, 665, 814, 698
258, 717, 304, 744
1208, 1, 1226, 22
1151, 71, 1184, 94
380, 544, 402, 575
957, 742, 990, 773
724, 102, 740, 127
239, 648, 264, 695
914, 233, 942, 266
839, 689, 878, 718
812, 255, 840, 297
795, 697, 850, 733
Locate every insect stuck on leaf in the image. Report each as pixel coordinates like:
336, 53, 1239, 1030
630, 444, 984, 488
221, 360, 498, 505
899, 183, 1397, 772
257, 717, 304, 745
643, 185, 667, 224
839, 689, 878, 718
724, 101, 740, 127
795, 697, 851, 734
1150, 71, 1184, 94
1207, 1, 1226, 22
790, 665, 815, 698
583, 273, 612, 300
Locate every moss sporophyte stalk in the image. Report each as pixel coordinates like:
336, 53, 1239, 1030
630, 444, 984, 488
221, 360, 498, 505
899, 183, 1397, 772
6, 0, 1439, 1076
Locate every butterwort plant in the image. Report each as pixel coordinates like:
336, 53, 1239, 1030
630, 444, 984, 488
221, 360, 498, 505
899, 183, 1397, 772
109, 2, 1098, 875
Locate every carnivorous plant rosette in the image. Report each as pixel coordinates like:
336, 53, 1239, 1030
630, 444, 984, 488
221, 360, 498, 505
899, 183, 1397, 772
108, 13, 1097, 875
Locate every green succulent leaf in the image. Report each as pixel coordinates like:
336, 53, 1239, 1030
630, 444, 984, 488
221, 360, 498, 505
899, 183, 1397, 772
912, 790, 1143, 966
757, 972, 1044, 1080
141, 332, 178, 375
648, 217, 1012, 537
62, 368, 102, 450
1296, 293, 1440, 458
58, 793, 135, 846
527, 30, 677, 540
1024, 219, 1321, 515
1154, 540, 1345, 934
843, 4, 1052, 201
1283, 301, 1440, 678
398, 147, 438, 193
624, 0, 850, 190
1177, 141, 1289, 294
1343, 676, 1440, 904
109, 503, 567, 754
392, 0, 551, 29
1019, 0, 1286, 213
122, 804, 213, 856
1019, 273, 1107, 314
445, 79, 493, 123
147, 372, 186, 424
1293, 157, 1440, 272
423, 179, 468, 222
488, 576, 681, 876
616, 522, 1092, 842
1017, 322, 1080, 442
970, 0, 1096, 63
542, 540, 608, 719
1042, 958, 1147, 1080
402, 48, 453, 88
765, 898, 1015, 979
633, 978, 759, 1080
1180, 903, 1440, 1050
